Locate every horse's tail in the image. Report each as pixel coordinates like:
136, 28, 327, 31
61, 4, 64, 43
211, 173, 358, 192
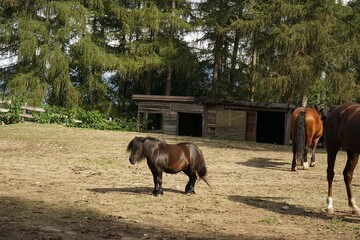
296, 111, 306, 164
197, 151, 210, 187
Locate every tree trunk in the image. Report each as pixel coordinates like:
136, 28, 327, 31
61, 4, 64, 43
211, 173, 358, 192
164, 64, 172, 96
212, 34, 223, 96
164, 0, 176, 96
145, 70, 152, 95
301, 95, 308, 107
229, 29, 240, 93
250, 47, 257, 102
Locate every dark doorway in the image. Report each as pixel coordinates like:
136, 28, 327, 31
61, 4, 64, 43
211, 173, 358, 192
178, 113, 203, 137
256, 111, 284, 145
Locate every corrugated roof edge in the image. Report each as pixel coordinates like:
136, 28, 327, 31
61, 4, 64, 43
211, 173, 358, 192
132, 94, 195, 102
132, 94, 296, 109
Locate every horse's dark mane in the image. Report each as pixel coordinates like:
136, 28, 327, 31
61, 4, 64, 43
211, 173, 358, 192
126, 139, 135, 152
126, 136, 164, 152
144, 136, 165, 143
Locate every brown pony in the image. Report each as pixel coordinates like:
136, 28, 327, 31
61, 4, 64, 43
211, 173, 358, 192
126, 136, 209, 196
290, 106, 323, 171
325, 103, 360, 214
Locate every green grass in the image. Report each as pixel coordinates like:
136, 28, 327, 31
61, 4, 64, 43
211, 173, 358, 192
258, 216, 279, 225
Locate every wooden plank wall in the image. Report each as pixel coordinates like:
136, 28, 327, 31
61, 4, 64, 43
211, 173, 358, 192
137, 101, 205, 135
138, 101, 170, 113
163, 112, 178, 135
246, 111, 257, 142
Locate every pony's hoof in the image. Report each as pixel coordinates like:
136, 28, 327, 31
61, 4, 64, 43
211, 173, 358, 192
291, 167, 297, 171
310, 162, 316, 167
303, 162, 309, 170
185, 190, 195, 195
326, 208, 334, 214
352, 208, 360, 215
152, 191, 163, 197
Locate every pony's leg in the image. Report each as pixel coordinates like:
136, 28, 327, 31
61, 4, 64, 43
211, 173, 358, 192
326, 146, 338, 214
291, 142, 297, 171
151, 170, 164, 196
343, 151, 360, 215
184, 169, 197, 194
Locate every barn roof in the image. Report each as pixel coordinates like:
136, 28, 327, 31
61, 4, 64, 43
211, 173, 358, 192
132, 95, 195, 103
132, 95, 296, 111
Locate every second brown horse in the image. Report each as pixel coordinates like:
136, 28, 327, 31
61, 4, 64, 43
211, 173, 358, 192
291, 106, 323, 171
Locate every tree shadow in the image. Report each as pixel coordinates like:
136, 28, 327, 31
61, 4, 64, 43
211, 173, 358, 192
88, 186, 184, 195
237, 157, 290, 171
228, 195, 360, 223
0, 196, 280, 240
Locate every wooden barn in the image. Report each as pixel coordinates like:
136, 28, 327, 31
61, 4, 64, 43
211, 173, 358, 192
132, 95, 296, 145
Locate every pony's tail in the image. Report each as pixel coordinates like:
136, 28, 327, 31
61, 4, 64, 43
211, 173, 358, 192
296, 111, 306, 164
197, 155, 210, 187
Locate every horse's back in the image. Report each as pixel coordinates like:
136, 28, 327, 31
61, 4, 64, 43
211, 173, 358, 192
326, 103, 360, 153
177, 142, 202, 158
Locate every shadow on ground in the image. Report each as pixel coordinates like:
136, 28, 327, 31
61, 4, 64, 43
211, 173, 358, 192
228, 195, 360, 224
1, 196, 284, 240
237, 157, 290, 171
88, 186, 184, 195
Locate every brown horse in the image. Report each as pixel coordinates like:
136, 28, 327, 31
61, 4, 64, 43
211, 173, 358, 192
290, 106, 323, 171
325, 103, 360, 214
126, 136, 209, 196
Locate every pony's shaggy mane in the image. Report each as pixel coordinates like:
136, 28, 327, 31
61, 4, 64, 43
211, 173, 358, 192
126, 136, 164, 152
144, 136, 165, 143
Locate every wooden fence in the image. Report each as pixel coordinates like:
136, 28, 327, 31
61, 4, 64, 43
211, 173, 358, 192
0, 100, 46, 121
0, 100, 82, 124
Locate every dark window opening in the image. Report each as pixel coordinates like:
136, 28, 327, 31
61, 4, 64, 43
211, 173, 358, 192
178, 113, 203, 137
146, 113, 162, 132
256, 111, 284, 145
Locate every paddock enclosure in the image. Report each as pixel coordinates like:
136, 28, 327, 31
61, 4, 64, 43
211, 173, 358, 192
1, 124, 360, 240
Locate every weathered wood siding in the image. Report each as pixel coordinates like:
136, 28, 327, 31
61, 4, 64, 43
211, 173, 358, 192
246, 111, 257, 142
163, 112, 178, 135
204, 105, 247, 140
138, 102, 170, 113
136, 99, 204, 135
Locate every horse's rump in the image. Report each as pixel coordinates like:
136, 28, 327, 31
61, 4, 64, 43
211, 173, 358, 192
290, 106, 323, 170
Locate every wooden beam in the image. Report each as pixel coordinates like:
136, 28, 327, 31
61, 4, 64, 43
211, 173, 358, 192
132, 94, 195, 103
20, 106, 46, 112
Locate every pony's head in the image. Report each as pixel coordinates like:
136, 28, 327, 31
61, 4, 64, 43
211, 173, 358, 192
126, 137, 145, 164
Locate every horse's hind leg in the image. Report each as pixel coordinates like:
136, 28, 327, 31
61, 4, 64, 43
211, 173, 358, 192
184, 169, 197, 194
302, 145, 309, 170
326, 145, 338, 214
310, 138, 319, 167
291, 142, 297, 171
343, 151, 360, 215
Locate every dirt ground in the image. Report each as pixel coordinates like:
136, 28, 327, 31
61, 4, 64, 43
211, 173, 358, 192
1, 124, 360, 240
